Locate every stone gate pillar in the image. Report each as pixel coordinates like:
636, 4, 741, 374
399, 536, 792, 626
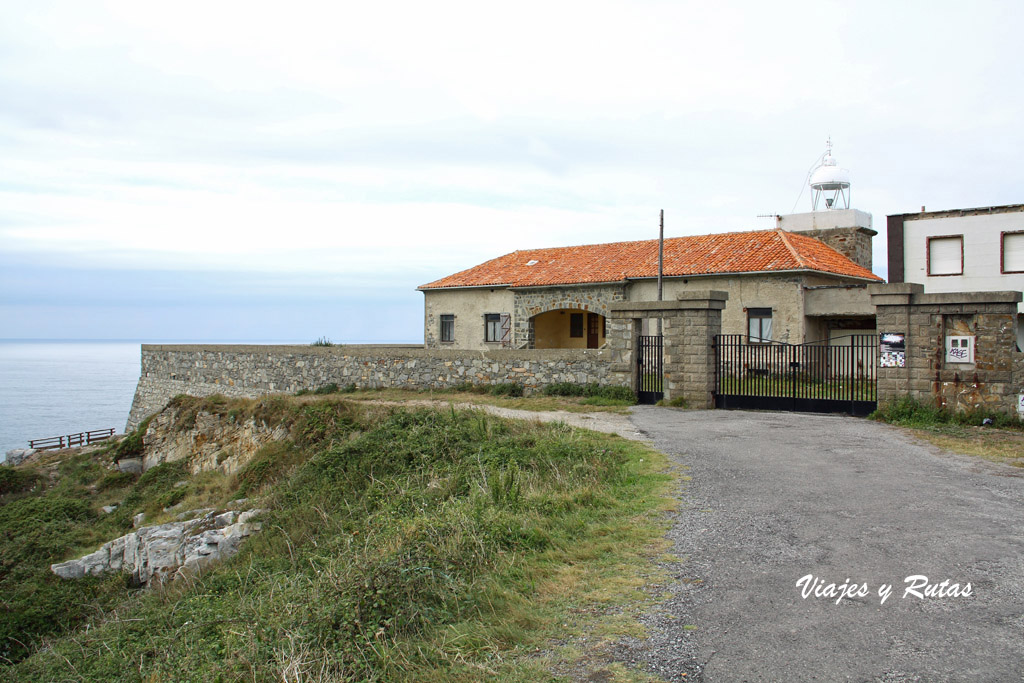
869, 283, 1023, 415
609, 291, 727, 408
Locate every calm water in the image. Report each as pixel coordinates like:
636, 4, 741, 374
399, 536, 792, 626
0, 339, 415, 460
0, 341, 142, 458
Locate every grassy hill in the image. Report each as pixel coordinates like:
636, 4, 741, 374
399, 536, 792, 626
0, 395, 670, 681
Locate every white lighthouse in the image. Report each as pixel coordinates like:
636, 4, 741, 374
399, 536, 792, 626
776, 139, 876, 271
809, 139, 851, 211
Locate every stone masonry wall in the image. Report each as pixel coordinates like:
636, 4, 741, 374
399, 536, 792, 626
794, 227, 875, 271
128, 344, 621, 430
609, 291, 727, 409
870, 284, 1023, 415
513, 284, 627, 348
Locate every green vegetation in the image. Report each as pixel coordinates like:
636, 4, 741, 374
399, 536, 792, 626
487, 381, 524, 397
111, 413, 154, 461
871, 395, 1023, 430
0, 467, 41, 496
872, 396, 1024, 468
543, 382, 638, 405
311, 336, 335, 347
718, 373, 876, 400
1, 397, 670, 681
295, 382, 358, 396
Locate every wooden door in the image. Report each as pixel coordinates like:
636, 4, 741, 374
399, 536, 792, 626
587, 313, 600, 349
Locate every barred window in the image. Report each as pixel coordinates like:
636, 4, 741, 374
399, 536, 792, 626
440, 314, 454, 343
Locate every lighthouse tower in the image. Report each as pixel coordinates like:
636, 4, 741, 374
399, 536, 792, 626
776, 140, 876, 271
809, 139, 851, 211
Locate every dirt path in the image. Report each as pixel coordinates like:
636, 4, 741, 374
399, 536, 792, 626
356, 398, 650, 441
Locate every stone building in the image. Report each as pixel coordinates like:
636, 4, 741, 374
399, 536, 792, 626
418, 211, 882, 350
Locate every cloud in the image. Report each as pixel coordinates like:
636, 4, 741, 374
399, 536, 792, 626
1, 0, 1023, 339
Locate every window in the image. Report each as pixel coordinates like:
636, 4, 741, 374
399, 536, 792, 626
1002, 231, 1024, 273
570, 313, 584, 338
927, 235, 963, 276
748, 308, 772, 343
440, 314, 454, 343
484, 314, 501, 342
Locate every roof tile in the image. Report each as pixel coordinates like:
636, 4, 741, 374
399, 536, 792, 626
419, 229, 882, 289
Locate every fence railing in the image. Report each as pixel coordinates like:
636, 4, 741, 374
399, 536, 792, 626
28, 428, 116, 451
714, 334, 877, 415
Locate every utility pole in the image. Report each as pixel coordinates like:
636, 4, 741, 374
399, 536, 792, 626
657, 209, 664, 336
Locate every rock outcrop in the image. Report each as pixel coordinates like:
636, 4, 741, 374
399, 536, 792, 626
3, 448, 37, 466
51, 508, 265, 586
139, 406, 289, 475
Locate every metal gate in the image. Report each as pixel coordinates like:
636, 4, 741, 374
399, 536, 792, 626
714, 334, 877, 416
637, 335, 664, 405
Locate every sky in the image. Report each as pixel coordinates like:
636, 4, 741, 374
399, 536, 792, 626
2, 0, 1023, 342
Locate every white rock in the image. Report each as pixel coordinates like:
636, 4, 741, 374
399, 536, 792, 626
237, 509, 266, 524
51, 510, 261, 586
214, 510, 239, 528
4, 449, 37, 466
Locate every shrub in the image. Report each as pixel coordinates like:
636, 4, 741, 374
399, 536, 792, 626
231, 441, 300, 495
595, 385, 637, 402
488, 383, 523, 397
97, 470, 136, 492
111, 414, 154, 462
453, 382, 488, 394
871, 395, 1024, 430
0, 468, 42, 496
311, 337, 334, 347
543, 382, 585, 397
543, 382, 636, 404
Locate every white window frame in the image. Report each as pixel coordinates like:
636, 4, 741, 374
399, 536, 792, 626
1001, 230, 1024, 274
927, 235, 964, 276
748, 308, 773, 344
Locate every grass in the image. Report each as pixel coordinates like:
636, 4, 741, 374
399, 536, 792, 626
330, 386, 636, 414
1, 398, 672, 681
718, 373, 876, 400
871, 396, 1024, 467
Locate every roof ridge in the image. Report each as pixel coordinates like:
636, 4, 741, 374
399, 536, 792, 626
510, 228, 778, 255
775, 229, 810, 269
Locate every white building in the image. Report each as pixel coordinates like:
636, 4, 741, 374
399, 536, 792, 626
886, 203, 1024, 347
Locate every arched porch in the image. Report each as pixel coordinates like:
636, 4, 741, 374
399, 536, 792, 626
531, 308, 607, 349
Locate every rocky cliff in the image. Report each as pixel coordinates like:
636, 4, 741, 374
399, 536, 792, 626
137, 400, 290, 476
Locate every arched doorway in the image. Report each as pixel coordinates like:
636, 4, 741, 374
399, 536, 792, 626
532, 309, 606, 349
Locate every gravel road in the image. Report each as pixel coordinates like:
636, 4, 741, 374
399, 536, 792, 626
610, 408, 1024, 682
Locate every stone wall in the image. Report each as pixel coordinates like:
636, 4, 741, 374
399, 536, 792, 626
128, 344, 621, 430
793, 227, 875, 272
870, 283, 1024, 415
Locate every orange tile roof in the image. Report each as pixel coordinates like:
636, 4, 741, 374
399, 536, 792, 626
419, 229, 882, 289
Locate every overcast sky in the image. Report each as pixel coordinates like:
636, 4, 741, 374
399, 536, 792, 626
2, 0, 1023, 342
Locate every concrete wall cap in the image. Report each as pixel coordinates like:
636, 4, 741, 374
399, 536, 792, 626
140, 344, 616, 361
914, 290, 1022, 305
867, 283, 924, 296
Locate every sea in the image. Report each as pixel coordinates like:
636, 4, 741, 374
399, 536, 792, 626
0, 339, 410, 461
